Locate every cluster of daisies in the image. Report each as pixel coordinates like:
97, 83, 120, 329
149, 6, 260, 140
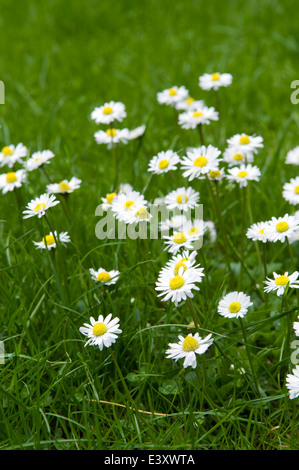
78, 72, 299, 400
0, 143, 82, 250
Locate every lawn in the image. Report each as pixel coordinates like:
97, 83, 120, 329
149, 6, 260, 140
0, 0, 298, 450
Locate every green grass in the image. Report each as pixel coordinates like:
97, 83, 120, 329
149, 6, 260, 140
0, 0, 299, 450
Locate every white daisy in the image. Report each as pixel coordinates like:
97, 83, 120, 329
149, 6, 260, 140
157, 86, 189, 107
91, 101, 126, 125
203, 220, 217, 243
148, 150, 181, 175
164, 186, 200, 212
199, 72, 233, 91
293, 319, 299, 336
166, 332, 213, 369
33, 231, 70, 250
162, 230, 199, 255
175, 97, 205, 112
207, 167, 225, 181
226, 164, 261, 187
155, 265, 203, 307
246, 221, 270, 243
46, 177, 82, 194
127, 125, 146, 140
111, 190, 148, 224
180, 145, 221, 181
89, 267, 120, 285
0, 143, 28, 168
286, 365, 299, 399
227, 133, 264, 154
223, 146, 254, 166
282, 177, 299, 205
159, 214, 188, 233
94, 128, 130, 149
162, 250, 204, 279
264, 214, 299, 243
25, 150, 55, 172
79, 313, 122, 350
22, 193, 60, 219
218, 291, 253, 319
264, 271, 299, 296
0, 169, 26, 194
178, 106, 219, 129
118, 183, 133, 195
285, 147, 299, 165
101, 191, 119, 211
123, 206, 153, 225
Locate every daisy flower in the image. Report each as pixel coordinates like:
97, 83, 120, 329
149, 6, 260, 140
293, 319, 299, 336
159, 214, 188, 233
207, 167, 225, 181
264, 214, 299, 243
203, 220, 217, 243
286, 365, 299, 399
218, 292, 253, 319
25, 150, 55, 172
178, 105, 219, 129
264, 271, 299, 296
94, 128, 130, 149
33, 231, 70, 250
282, 177, 299, 205
101, 191, 119, 211
164, 186, 200, 212
79, 313, 122, 350
157, 86, 189, 107
285, 147, 299, 165
226, 164, 261, 187
148, 150, 181, 175
0, 169, 26, 194
0, 143, 28, 168
175, 97, 205, 112
124, 206, 152, 225
227, 133, 264, 154
89, 267, 120, 285
155, 265, 203, 307
162, 230, 199, 255
127, 125, 146, 140
46, 177, 82, 194
246, 221, 270, 243
111, 190, 148, 224
163, 250, 204, 278
199, 72, 233, 91
223, 146, 254, 166
180, 145, 221, 181
91, 101, 126, 125
118, 183, 133, 195
166, 332, 213, 369
22, 193, 60, 219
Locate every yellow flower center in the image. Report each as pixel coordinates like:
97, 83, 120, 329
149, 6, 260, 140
34, 202, 46, 212
106, 192, 117, 204
97, 272, 111, 283
124, 200, 135, 210
294, 185, 299, 195
135, 207, 149, 219
182, 336, 199, 352
176, 194, 189, 204
173, 232, 187, 244
103, 106, 113, 115
168, 88, 177, 96
59, 181, 71, 192
228, 302, 241, 313
192, 111, 203, 118
258, 228, 265, 235
173, 259, 188, 276
275, 275, 289, 286
186, 97, 195, 105
158, 159, 169, 169
106, 128, 117, 137
6, 172, 17, 183
233, 153, 243, 161
92, 322, 108, 336
2, 146, 13, 156
239, 135, 250, 145
188, 227, 199, 236
35, 157, 40, 162
194, 156, 208, 167
42, 234, 55, 246
209, 170, 221, 179
237, 171, 248, 178
169, 275, 185, 290
276, 221, 289, 233
211, 73, 220, 81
